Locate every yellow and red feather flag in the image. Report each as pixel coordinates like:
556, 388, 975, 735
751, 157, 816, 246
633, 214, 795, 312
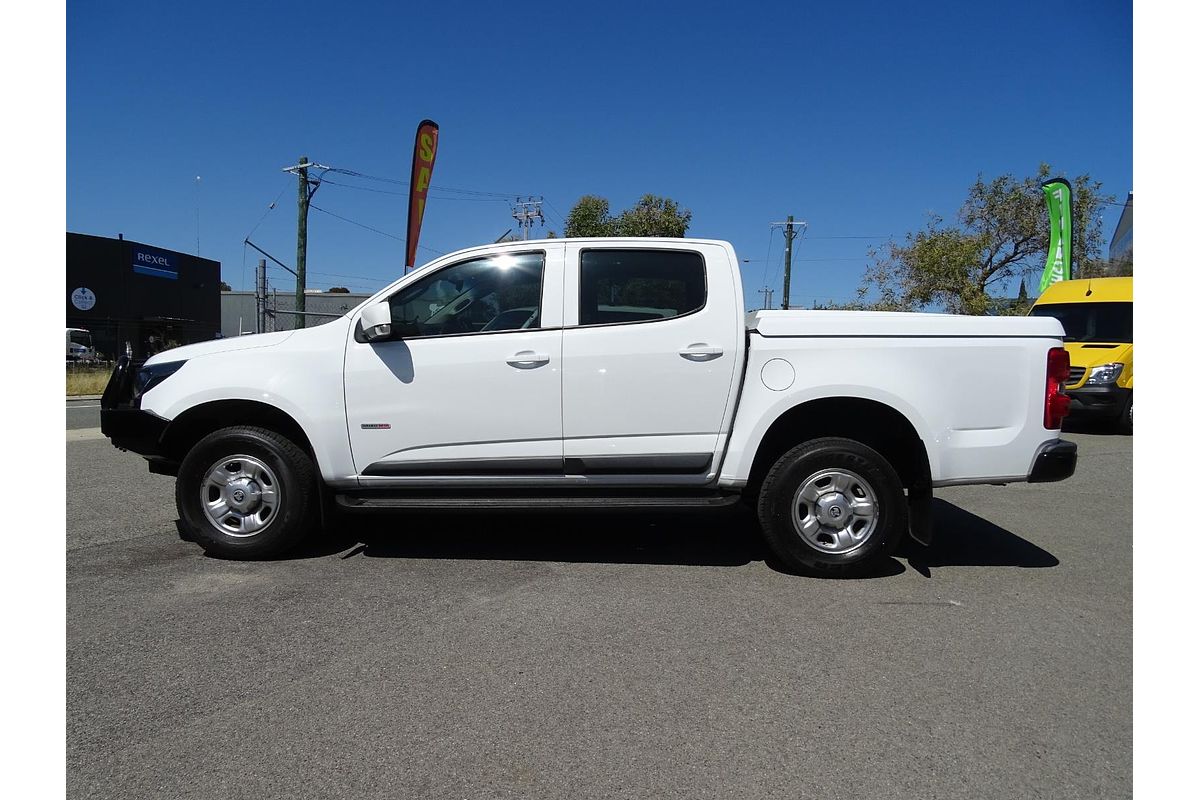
405, 119, 439, 270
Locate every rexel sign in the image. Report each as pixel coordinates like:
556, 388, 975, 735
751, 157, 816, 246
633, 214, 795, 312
132, 245, 178, 280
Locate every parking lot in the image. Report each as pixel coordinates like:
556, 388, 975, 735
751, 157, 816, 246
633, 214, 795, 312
66, 421, 1131, 799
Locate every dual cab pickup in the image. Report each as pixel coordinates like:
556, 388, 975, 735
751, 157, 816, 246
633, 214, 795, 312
101, 238, 1076, 574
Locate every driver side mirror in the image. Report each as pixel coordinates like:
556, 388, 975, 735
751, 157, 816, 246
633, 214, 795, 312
360, 302, 393, 342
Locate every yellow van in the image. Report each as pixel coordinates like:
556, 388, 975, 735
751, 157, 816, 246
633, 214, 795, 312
1029, 276, 1133, 432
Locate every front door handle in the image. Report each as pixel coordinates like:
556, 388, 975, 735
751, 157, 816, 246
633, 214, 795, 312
679, 344, 723, 361
506, 351, 550, 368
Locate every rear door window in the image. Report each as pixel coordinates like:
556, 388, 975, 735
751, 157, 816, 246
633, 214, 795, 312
578, 249, 706, 326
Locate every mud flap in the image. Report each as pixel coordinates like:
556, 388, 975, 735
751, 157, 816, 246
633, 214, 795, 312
907, 485, 933, 547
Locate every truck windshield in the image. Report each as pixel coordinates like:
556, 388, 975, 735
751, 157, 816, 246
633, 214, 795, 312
1029, 302, 1132, 343
69, 331, 92, 347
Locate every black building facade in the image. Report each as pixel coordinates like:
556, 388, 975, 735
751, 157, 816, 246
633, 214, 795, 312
66, 232, 221, 361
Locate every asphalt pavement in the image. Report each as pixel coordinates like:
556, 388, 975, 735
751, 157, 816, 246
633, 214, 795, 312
67, 398, 101, 430
66, 422, 1131, 799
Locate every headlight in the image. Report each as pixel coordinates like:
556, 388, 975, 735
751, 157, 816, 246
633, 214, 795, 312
1085, 363, 1124, 385
133, 360, 187, 400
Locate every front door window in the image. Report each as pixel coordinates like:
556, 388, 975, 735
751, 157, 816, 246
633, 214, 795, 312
389, 252, 545, 338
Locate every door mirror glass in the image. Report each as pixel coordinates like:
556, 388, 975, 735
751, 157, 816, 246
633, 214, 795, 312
360, 302, 393, 341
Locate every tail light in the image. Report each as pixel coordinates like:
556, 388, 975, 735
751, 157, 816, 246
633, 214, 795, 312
1044, 347, 1071, 429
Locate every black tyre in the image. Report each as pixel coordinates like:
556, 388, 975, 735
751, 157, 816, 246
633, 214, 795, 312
756, 437, 907, 576
175, 426, 317, 559
1118, 392, 1132, 435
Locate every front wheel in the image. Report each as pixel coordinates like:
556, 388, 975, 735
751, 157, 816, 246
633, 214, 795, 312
756, 437, 907, 576
1118, 392, 1132, 435
175, 426, 317, 559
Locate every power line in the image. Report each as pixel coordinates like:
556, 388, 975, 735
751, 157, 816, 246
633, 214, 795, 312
321, 177, 511, 202
240, 241, 248, 292
310, 204, 401, 240
542, 199, 569, 227
770, 239, 786, 289
759, 226, 777, 289
309, 203, 445, 254
325, 167, 520, 198
265, 264, 387, 284
240, 182, 291, 290
262, 265, 385, 291
245, 182, 291, 240
318, 178, 407, 196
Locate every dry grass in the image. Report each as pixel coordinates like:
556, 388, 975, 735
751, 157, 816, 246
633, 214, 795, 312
66, 368, 112, 396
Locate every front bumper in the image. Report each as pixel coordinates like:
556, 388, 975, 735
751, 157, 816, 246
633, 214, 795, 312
99, 357, 176, 473
1067, 384, 1131, 417
101, 406, 170, 457
1028, 439, 1078, 483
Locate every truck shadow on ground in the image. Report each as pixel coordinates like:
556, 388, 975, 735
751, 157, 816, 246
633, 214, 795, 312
291, 497, 1057, 579
898, 499, 1059, 578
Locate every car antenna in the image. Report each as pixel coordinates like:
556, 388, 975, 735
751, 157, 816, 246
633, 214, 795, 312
1086, 278, 1093, 297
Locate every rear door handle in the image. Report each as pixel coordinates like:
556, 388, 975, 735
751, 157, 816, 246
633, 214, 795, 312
506, 351, 550, 368
678, 345, 723, 361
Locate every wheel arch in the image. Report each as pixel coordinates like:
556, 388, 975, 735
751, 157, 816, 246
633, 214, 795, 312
744, 396, 932, 495
161, 400, 318, 467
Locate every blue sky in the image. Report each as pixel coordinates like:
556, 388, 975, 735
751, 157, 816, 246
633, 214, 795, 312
67, 0, 1131, 308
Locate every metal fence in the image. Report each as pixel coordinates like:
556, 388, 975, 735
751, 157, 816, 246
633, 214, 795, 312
220, 291, 372, 337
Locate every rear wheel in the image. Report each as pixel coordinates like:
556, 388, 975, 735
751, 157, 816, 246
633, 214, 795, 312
756, 437, 907, 576
1118, 392, 1132, 434
175, 426, 317, 559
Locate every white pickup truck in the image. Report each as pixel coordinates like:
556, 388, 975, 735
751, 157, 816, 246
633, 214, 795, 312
101, 238, 1076, 574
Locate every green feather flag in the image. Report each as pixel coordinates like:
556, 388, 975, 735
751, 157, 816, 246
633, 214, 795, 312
1039, 178, 1072, 292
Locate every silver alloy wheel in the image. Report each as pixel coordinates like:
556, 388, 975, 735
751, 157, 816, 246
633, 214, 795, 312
200, 454, 281, 537
790, 468, 879, 554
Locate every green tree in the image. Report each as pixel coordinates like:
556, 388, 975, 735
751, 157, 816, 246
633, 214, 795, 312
328, 286, 350, 293
855, 164, 1114, 314
563, 194, 692, 238
564, 195, 615, 236
613, 195, 692, 237
219, 281, 232, 291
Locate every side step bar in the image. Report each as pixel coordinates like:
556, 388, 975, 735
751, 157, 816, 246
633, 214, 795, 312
335, 491, 742, 512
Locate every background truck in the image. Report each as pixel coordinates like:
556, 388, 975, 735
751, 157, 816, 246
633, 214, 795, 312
101, 238, 1077, 574
1029, 276, 1133, 433
66, 327, 97, 362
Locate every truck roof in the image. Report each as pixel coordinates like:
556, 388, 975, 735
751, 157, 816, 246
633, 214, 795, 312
488, 237, 731, 247
1034, 276, 1132, 305
411, 237, 734, 270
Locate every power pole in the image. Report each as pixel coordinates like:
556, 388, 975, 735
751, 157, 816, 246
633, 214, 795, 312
282, 157, 327, 329
511, 197, 545, 240
771, 216, 808, 310
293, 156, 310, 328
255, 259, 267, 334
758, 287, 774, 310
